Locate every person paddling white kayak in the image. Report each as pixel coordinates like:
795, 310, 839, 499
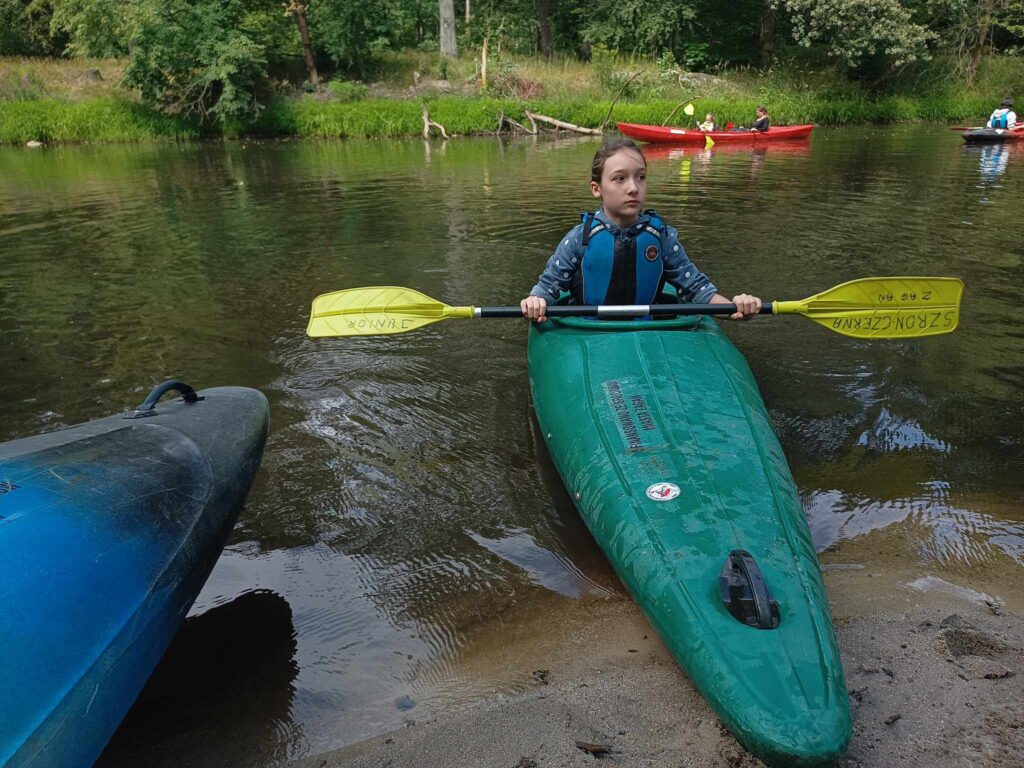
987, 97, 1017, 130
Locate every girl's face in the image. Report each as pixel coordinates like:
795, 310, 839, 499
591, 148, 646, 226
705, 114, 714, 122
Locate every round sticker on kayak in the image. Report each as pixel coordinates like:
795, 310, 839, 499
646, 482, 680, 501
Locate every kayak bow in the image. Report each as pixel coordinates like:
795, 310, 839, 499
0, 382, 269, 768
527, 309, 851, 766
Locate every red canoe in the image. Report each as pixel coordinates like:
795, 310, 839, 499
618, 121, 815, 144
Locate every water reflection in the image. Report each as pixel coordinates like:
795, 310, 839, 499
642, 140, 812, 161
975, 143, 1010, 178
855, 407, 950, 453
806, 486, 1024, 565
467, 526, 615, 598
643, 140, 812, 181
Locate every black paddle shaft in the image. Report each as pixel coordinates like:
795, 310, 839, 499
479, 303, 776, 319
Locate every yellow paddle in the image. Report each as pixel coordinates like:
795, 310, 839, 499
307, 277, 963, 340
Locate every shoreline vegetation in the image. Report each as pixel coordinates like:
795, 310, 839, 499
1, 51, 1021, 145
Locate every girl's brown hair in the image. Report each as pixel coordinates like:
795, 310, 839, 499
591, 137, 646, 183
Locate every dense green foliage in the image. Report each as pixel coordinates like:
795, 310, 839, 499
780, 0, 934, 73
2, 49, 1020, 142
47, 0, 142, 57
121, 0, 270, 125
0, 0, 1021, 133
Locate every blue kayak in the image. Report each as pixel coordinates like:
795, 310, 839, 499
0, 382, 269, 768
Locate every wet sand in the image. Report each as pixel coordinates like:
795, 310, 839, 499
289, 560, 1024, 768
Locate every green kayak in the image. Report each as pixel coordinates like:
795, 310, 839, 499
527, 310, 851, 767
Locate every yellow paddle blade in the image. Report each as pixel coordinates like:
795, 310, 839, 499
705, 134, 715, 149
684, 103, 695, 116
773, 277, 963, 339
307, 286, 473, 338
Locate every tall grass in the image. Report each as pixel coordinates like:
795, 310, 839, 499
0, 99, 198, 143
0, 56, 125, 100
0, 93, 1008, 144
242, 93, 1006, 139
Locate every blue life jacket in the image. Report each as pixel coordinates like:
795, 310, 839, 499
572, 210, 667, 305
992, 111, 1009, 129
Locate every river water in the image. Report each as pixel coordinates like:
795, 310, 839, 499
1, 126, 1022, 765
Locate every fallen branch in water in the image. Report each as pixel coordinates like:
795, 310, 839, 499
497, 111, 536, 135
599, 70, 644, 131
524, 110, 602, 135
422, 107, 450, 140
661, 95, 697, 126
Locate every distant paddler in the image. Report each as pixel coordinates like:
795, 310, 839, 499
987, 97, 1017, 129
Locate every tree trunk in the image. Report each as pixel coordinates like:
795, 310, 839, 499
759, 2, 776, 68
481, 37, 488, 89
967, 0, 995, 85
465, 0, 471, 24
537, 0, 554, 60
439, 0, 458, 58
291, 2, 319, 85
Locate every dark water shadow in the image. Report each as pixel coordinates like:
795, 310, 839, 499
97, 589, 302, 767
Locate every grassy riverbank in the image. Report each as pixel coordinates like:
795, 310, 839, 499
250, 93, 996, 139
2, 52, 1021, 144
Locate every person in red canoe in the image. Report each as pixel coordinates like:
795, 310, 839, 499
698, 112, 717, 131
520, 137, 761, 322
731, 105, 770, 132
751, 105, 770, 132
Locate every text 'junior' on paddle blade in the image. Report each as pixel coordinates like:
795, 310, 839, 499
774, 276, 964, 339
306, 285, 471, 338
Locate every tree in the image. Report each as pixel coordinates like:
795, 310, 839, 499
578, 0, 697, 59
285, 0, 318, 85
776, 0, 934, 79
995, 0, 1024, 36
537, 0, 554, 59
439, 0, 457, 57
45, 0, 140, 57
939, 0, 1024, 83
759, 0, 776, 66
968, 0, 996, 83
123, 0, 269, 125
307, 0, 392, 77
1, 0, 64, 55
0, 0, 36, 55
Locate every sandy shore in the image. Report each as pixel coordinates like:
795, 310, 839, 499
289, 563, 1024, 768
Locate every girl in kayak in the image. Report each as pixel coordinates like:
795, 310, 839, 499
987, 98, 1016, 129
521, 137, 762, 322
698, 112, 717, 131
